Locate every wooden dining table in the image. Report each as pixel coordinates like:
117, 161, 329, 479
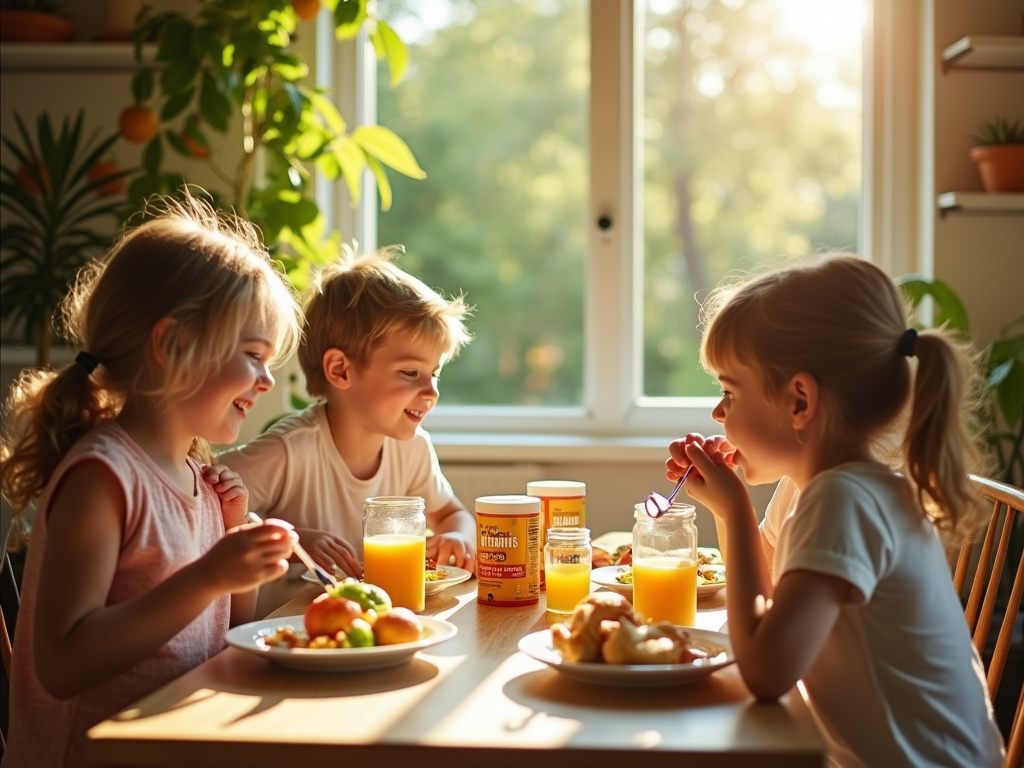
87, 577, 827, 768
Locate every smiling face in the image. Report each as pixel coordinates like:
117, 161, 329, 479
341, 330, 447, 442
710, 362, 797, 486
176, 312, 278, 446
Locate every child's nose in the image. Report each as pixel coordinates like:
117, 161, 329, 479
711, 400, 725, 423
421, 377, 439, 400
256, 368, 275, 393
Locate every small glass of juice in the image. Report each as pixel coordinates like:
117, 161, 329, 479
544, 527, 592, 613
363, 496, 426, 612
631, 502, 697, 625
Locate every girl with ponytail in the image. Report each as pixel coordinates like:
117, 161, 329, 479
663, 254, 1004, 767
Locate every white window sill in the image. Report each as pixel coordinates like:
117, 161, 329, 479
431, 432, 673, 464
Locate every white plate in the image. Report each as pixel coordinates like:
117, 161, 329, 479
226, 615, 458, 672
301, 565, 473, 596
590, 565, 726, 598
518, 627, 734, 688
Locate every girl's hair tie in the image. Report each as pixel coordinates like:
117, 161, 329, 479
898, 328, 918, 358
75, 351, 100, 373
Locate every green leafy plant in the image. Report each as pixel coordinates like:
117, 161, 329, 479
897, 276, 1024, 487
0, 111, 132, 367
124, 0, 424, 288
970, 117, 1024, 147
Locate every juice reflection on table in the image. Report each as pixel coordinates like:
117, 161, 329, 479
545, 562, 592, 613
363, 534, 426, 612
632, 556, 697, 626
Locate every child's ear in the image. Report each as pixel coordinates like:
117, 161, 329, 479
322, 348, 353, 390
149, 317, 177, 368
788, 371, 819, 430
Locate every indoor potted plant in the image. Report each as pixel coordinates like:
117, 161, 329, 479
969, 117, 1024, 193
0, 111, 132, 367
0, 0, 75, 42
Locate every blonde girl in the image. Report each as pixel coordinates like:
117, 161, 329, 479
0, 197, 301, 768
665, 255, 1004, 768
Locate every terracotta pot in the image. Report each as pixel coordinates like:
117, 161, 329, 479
0, 10, 76, 42
969, 144, 1024, 193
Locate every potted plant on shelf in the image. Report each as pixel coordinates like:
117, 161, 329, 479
122, 0, 424, 289
969, 117, 1024, 193
0, 0, 75, 42
0, 111, 132, 367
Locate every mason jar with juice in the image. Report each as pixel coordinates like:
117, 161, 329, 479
544, 527, 592, 613
631, 501, 697, 626
363, 496, 426, 612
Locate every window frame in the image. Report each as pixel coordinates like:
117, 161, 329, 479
320, 0, 925, 451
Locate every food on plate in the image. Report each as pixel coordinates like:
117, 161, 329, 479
424, 557, 450, 582
550, 592, 708, 666
592, 542, 632, 568
613, 563, 724, 586
263, 582, 425, 649
334, 578, 392, 614
304, 592, 363, 638
372, 607, 424, 645
697, 547, 724, 566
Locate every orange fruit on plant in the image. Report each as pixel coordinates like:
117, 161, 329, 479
181, 130, 209, 160
292, 0, 321, 21
87, 160, 125, 196
16, 157, 50, 196
119, 105, 158, 144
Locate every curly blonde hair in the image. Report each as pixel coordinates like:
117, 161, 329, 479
1, 195, 302, 542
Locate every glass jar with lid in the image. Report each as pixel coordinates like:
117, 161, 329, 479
631, 501, 698, 625
544, 527, 592, 613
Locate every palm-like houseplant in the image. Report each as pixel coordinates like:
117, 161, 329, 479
0, 112, 132, 366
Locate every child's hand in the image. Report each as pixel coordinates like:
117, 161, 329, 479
675, 439, 749, 519
427, 532, 476, 574
199, 521, 294, 594
665, 433, 736, 481
203, 464, 248, 528
296, 528, 362, 579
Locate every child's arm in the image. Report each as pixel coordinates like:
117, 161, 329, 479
427, 499, 476, 573
201, 464, 259, 626
679, 443, 850, 700
33, 460, 293, 700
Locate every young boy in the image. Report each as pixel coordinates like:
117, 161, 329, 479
220, 247, 475, 612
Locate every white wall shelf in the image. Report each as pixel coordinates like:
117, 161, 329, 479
942, 35, 1024, 71
937, 191, 1024, 214
0, 42, 155, 73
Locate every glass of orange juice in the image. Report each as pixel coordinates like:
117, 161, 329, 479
363, 496, 426, 612
544, 527, 592, 613
631, 502, 697, 625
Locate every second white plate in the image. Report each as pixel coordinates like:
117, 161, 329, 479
518, 627, 734, 688
300, 565, 473, 596
590, 565, 726, 598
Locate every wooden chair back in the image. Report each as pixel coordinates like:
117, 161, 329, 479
950, 474, 1024, 768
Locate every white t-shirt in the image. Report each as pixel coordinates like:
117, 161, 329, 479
218, 402, 454, 561
767, 464, 1004, 768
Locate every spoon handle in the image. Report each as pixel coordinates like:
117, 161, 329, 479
666, 465, 695, 504
245, 511, 338, 590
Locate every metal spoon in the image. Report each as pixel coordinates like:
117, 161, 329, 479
644, 465, 695, 518
245, 511, 338, 591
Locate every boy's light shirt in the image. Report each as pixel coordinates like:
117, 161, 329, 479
218, 401, 454, 561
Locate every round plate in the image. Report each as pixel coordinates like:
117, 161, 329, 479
518, 627, 734, 688
301, 565, 473, 595
590, 565, 726, 598
226, 615, 458, 672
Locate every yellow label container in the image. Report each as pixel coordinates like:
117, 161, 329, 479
526, 480, 586, 588
476, 495, 541, 606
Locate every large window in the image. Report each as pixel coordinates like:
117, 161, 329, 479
368, 0, 864, 435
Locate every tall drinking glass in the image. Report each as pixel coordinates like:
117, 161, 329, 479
363, 496, 426, 612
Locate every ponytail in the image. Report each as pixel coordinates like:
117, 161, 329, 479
0, 360, 117, 546
902, 330, 987, 534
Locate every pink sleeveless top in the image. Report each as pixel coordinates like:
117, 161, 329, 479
4, 422, 231, 768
